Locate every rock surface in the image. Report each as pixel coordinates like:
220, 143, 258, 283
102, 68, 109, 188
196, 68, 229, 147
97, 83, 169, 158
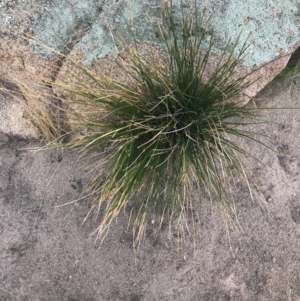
0, 0, 300, 137
33, 0, 300, 67
32, 0, 300, 104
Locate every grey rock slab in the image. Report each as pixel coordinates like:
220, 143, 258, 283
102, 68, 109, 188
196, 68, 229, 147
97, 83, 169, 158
1, 0, 300, 138
31, 0, 106, 58
32, 0, 300, 67
0, 0, 53, 38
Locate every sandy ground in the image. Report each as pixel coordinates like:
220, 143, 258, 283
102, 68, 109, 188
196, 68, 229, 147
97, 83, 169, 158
1, 0, 300, 300
1, 78, 300, 301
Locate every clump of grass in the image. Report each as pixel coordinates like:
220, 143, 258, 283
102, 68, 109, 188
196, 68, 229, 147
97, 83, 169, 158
268, 48, 300, 96
50, 0, 273, 246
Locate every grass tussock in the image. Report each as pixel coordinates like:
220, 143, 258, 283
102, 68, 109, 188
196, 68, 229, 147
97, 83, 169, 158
40, 0, 276, 247
274, 57, 300, 95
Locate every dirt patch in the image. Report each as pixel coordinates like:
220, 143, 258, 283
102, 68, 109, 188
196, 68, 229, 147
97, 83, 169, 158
1, 78, 300, 300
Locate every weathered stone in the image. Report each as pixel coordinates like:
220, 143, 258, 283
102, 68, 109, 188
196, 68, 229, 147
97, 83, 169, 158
0, 83, 36, 137
1, 0, 300, 136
